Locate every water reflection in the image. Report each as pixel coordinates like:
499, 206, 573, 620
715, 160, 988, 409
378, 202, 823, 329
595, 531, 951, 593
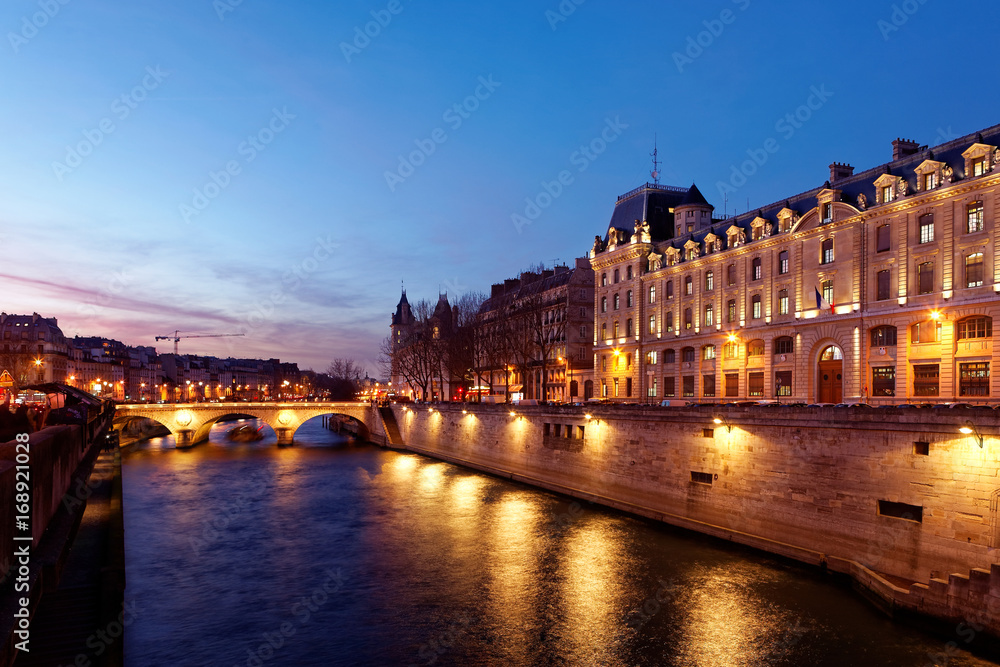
122, 423, 1000, 667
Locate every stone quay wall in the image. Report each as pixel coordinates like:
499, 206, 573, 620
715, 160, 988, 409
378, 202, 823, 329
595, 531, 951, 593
389, 403, 1000, 635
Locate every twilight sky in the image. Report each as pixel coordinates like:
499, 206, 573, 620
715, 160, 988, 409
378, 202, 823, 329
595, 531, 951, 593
2, 0, 998, 372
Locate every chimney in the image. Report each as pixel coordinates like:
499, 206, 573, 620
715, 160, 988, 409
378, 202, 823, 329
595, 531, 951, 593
504, 278, 520, 293
829, 162, 854, 183
892, 138, 921, 161
519, 272, 540, 284
541, 269, 554, 280
553, 264, 569, 275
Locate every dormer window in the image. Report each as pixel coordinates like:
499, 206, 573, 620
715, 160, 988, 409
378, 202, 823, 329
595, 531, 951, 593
874, 173, 901, 204
776, 208, 797, 233
962, 142, 996, 179
822, 203, 833, 222
750, 216, 769, 241
882, 185, 893, 202
726, 224, 746, 248
914, 159, 944, 192
923, 173, 936, 190
703, 233, 720, 254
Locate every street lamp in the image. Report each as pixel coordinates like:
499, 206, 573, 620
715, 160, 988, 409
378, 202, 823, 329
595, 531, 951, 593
960, 421, 984, 448
713, 416, 732, 433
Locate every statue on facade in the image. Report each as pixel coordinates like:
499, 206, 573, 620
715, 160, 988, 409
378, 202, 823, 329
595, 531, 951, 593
898, 179, 908, 196
856, 193, 867, 210
943, 165, 954, 183
592, 235, 604, 254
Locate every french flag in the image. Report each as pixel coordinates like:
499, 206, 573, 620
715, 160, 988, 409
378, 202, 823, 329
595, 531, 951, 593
815, 287, 834, 314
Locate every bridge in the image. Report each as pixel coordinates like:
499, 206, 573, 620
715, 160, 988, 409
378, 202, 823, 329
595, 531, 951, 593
114, 402, 387, 447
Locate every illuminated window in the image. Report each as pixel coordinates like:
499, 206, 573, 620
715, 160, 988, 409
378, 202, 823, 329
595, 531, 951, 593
704, 304, 714, 327
777, 289, 789, 315
684, 276, 693, 295
775, 371, 792, 396
705, 271, 714, 291
968, 202, 984, 233
727, 299, 737, 323
601, 273, 607, 286
601, 323, 606, 339
751, 295, 761, 319
822, 203, 833, 223
778, 250, 789, 275
751, 257, 762, 280
911, 321, 941, 344
649, 315, 656, 335
966, 253, 984, 288
747, 339, 764, 357
918, 214, 934, 244
872, 367, 895, 397
821, 238, 834, 264
972, 157, 986, 176
959, 362, 990, 397
614, 378, 619, 397
682, 376, 695, 397
870, 326, 897, 346
645, 351, 658, 365
820, 345, 843, 361
648, 378, 658, 398
627, 290, 633, 307
882, 185, 893, 203
923, 173, 936, 190
649, 285, 656, 304
956, 316, 991, 340
821, 280, 833, 306
702, 345, 716, 360
724, 342, 739, 359
601, 297, 607, 313
613, 321, 619, 338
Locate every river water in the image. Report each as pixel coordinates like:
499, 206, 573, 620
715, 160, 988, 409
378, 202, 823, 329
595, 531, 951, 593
121, 417, 998, 666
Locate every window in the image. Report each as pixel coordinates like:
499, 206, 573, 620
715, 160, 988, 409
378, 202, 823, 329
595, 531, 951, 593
665, 311, 674, 332
705, 271, 714, 291
649, 285, 656, 304
821, 238, 834, 264
614, 294, 620, 310
751, 257, 762, 280
648, 378, 658, 398
703, 345, 716, 360
702, 374, 716, 397
602, 381, 608, 397
774, 336, 793, 355
778, 250, 789, 275
626, 319, 633, 337
682, 375, 695, 397
876, 270, 891, 301
666, 280, 674, 299
923, 172, 936, 190
614, 378, 619, 397
959, 362, 990, 397
704, 304, 714, 327
664, 349, 675, 364
973, 157, 986, 177
601, 296, 607, 313
649, 315, 657, 335
613, 321, 620, 338
601, 273, 607, 286
957, 316, 991, 340
724, 342, 739, 359
627, 290, 633, 308
684, 308, 692, 330
626, 265, 633, 280
751, 295, 761, 319
872, 366, 895, 397
968, 202, 984, 233
882, 185, 893, 203
748, 372, 764, 397
775, 371, 792, 396
911, 321, 941, 344
912, 364, 939, 396
664, 376, 675, 397
614, 269, 620, 283
681, 347, 695, 363
777, 289, 789, 315
727, 299, 737, 323
918, 214, 934, 244
966, 253, 984, 288
822, 202, 833, 222
725, 373, 739, 397
747, 339, 764, 357
646, 351, 658, 365
580, 325, 586, 338
727, 264, 737, 286
918, 261, 934, 294
876, 225, 890, 252
870, 326, 897, 346
878, 500, 922, 523
684, 276, 693, 295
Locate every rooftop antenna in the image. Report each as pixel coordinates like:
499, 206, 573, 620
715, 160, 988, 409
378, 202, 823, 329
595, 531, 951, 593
650, 134, 661, 185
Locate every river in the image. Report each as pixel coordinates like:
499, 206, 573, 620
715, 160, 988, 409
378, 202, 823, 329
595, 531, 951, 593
121, 417, 998, 666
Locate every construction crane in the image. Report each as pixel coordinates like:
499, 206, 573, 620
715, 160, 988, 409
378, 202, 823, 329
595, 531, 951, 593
155, 330, 245, 355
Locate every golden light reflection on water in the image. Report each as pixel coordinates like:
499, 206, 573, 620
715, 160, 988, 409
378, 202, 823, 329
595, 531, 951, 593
417, 461, 446, 493
485, 492, 543, 662
558, 519, 630, 656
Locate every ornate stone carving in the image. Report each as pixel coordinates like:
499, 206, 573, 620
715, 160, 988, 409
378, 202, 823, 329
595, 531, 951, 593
943, 165, 954, 183
857, 193, 867, 210
898, 179, 908, 196
592, 235, 604, 255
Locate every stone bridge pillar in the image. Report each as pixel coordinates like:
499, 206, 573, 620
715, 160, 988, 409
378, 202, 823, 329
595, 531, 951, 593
175, 430, 196, 448
275, 428, 294, 446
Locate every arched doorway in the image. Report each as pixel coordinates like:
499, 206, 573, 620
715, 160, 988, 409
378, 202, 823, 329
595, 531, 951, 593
818, 345, 844, 403
584, 380, 594, 400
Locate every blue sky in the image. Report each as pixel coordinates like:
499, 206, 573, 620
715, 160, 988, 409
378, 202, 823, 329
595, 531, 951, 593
2, 0, 997, 372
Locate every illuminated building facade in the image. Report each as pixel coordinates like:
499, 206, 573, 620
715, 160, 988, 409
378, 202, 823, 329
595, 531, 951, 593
591, 127, 1000, 404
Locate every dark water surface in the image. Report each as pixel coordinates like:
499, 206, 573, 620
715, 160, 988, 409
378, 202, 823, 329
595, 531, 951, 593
122, 418, 997, 666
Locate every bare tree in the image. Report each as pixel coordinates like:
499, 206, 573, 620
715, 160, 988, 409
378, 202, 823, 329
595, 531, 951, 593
325, 358, 365, 400
0, 350, 39, 396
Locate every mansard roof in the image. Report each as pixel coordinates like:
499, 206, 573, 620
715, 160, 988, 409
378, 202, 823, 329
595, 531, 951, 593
678, 183, 711, 208
606, 182, 689, 243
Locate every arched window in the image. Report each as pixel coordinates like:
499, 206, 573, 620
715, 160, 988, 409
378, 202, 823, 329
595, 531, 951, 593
702, 345, 716, 360
820, 345, 843, 361
870, 326, 897, 346
681, 347, 695, 363
747, 339, 765, 357
956, 316, 992, 340
773, 336, 794, 355
911, 320, 941, 344
663, 349, 676, 364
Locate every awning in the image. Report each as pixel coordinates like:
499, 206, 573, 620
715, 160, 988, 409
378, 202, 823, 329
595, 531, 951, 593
507, 385, 523, 392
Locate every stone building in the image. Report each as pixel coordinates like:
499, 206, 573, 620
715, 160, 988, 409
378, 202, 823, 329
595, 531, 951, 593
477, 259, 594, 401
591, 125, 1000, 404
0, 312, 69, 389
